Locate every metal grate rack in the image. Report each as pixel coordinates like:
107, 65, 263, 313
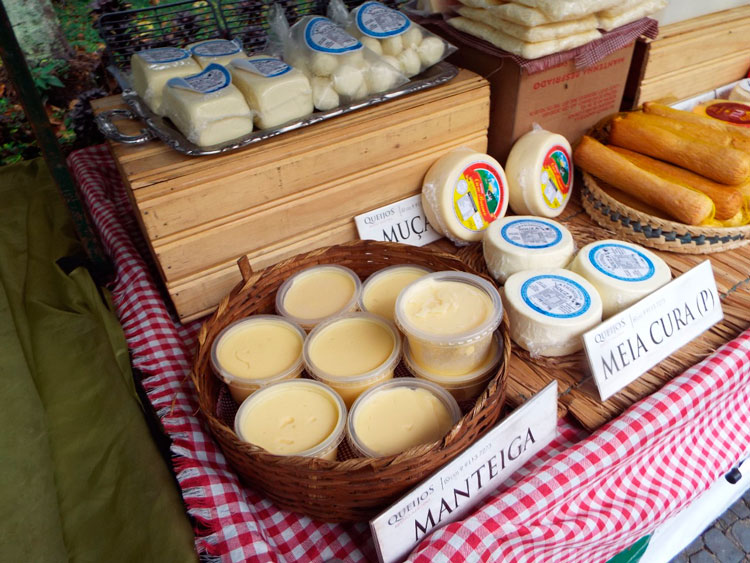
98, 0, 409, 74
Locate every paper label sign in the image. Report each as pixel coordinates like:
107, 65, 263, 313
583, 260, 723, 402
370, 382, 558, 563
167, 63, 231, 94
355, 194, 441, 246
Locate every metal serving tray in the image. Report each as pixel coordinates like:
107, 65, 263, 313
95, 61, 458, 156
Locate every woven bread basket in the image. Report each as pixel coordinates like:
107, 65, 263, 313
191, 240, 510, 522
580, 114, 750, 254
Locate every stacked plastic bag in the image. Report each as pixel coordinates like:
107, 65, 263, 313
449, 0, 668, 59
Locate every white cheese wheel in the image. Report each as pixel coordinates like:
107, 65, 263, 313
421, 148, 509, 244
483, 216, 575, 283
568, 240, 672, 319
505, 129, 574, 218
502, 268, 602, 357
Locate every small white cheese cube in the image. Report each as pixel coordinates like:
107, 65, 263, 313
162, 64, 254, 146
130, 48, 201, 115
188, 39, 244, 68
230, 56, 313, 129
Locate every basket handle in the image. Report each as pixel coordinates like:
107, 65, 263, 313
95, 109, 154, 144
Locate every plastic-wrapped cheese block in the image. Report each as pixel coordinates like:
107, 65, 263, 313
229, 56, 313, 129
188, 39, 244, 68
130, 47, 201, 115
502, 268, 602, 356
422, 148, 509, 244
506, 128, 574, 217
568, 240, 672, 319
162, 63, 254, 146
483, 216, 575, 283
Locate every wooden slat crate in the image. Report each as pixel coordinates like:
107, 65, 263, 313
625, 5, 750, 108
92, 68, 490, 322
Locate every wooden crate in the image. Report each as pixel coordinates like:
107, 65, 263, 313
92, 69, 490, 322
625, 5, 750, 108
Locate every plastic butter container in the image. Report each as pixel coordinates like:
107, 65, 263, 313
234, 379, 346, 460
210, 315, 306, 403
395, 271, 503, 375
403, 330, 502, 403
359, 264, 432, 321
567, 239, 671, 319
347, 378, 461, 457
502, 268, 602, 357
483, 216, 576, 283
276, 264, 361, 331
303, 312, 402, 406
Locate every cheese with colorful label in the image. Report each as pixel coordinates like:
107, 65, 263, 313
506, 128, 574, 218
422, 148, 509, 244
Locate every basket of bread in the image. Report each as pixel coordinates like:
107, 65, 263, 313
575, 102, 750, 253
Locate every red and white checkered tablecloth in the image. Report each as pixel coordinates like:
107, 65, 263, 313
69, 144, 750, 563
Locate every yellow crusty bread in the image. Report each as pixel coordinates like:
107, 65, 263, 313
574, 136, 715, 226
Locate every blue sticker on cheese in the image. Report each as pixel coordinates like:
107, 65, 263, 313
137, 47, 191, 64
304, 17, 362, 54
588, 243, 655, 282
356, 2, 411, 38
501, 219, 563, 249
520, 274, 591, 319
167, 63, 231, 94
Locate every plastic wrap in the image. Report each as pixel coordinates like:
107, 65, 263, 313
269, 4, 407, 108
505, 125, 574, 218
482, 216, 575, 283
130, 47, 202, 115
421, 147, 509, 246
513, 0, 621, 21
162, 63, 254, 146
501, 268, 602, 358
329, 0, 456, 78
188, 38, 244, 68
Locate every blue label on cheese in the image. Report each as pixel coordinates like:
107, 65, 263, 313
304, 17, 362, 54
520, 274, 591, 319
355, 2, 411, 38
231, 57, 291, 78
137, 47, 191, 64
501, 219, 562, 249
588, 243, 655, 282
191, 39, 242, 57
167, 63, 231, 94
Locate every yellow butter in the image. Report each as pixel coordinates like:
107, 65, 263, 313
281, 266, 359, 326
361, 266, 430, 321
353, 385, 454, 456
236, 381, 342, 459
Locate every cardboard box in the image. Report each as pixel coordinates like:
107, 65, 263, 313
424, 23, 635, 162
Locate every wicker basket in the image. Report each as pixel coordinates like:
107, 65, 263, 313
191, 240, 510, 522
582, 172, 750, 254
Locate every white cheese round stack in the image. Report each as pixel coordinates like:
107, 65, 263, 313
483, 216, 575, 283
505, 128, 574, 218
421, 148, 509, 244
568, 240, 672, 319
502, 268, 602, 357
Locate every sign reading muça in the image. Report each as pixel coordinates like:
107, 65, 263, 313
583, 260, 723, 401
370, 382, 558, 563
355, 194, 441, 246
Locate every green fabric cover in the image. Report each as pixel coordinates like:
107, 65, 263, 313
0, 159, 197, 563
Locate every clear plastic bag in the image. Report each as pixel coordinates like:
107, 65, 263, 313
328, 0, 456, 78
268, 3, 408, 110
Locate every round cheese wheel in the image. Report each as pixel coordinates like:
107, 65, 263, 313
483, 216, 575, 283
422, 148, 510, 244
505, 129, 574, 218
502, 268, 602, 357
568, 240, 672, 319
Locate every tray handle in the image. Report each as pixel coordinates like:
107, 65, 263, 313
95, 109, 154, 145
